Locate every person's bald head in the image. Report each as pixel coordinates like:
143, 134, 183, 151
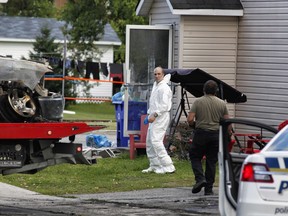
154, 67, 164, 83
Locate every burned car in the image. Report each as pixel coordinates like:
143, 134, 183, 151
0, 57, 64, 122
0, 57, 101, 175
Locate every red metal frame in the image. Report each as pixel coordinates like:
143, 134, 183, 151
0, 122, 104, 139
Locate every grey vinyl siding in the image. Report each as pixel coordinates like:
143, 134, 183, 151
149, 0, 181, 117
149, 0, 180, 68
236, 0, 288, 127
181, 16, 239, 118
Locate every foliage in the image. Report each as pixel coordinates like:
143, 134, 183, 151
60, 0, 109, 60
1, 0, 149, 64
29, 25, 76, 107
109, 0, 148, 45
108, 0, 148, 63
0, 0, 56, 17
167, 122, 194, 160
29, 25, 61, 59
60, 0, 148, 62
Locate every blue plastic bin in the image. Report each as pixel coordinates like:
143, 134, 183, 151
113, 101, 147, 147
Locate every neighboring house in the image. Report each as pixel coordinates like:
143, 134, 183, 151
135, 0, 288, 128
0, 16, 122, 99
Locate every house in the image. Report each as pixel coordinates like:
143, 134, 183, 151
135, 0, 288, 128
0, 16, 122, 100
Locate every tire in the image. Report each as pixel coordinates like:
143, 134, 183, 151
0, 90, 38, 122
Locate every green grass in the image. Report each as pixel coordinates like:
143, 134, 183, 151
0, 103, 219, 196
63, 102, 116, 121
64, 102, 117, 130
0, 154, 205, 196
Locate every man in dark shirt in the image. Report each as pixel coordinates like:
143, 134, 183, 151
187, 80, 229, 195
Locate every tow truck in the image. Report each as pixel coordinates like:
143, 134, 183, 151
0, 122, 102, 175
0, 57, 103, 175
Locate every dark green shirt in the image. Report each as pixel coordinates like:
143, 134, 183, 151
190, 95, 229, 131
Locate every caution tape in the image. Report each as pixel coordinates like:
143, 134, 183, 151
44, 76, 123, 101
65, 97, 111, 102
44, 76, 124, 84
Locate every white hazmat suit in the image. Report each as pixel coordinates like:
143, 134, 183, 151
144, 73, 176, 174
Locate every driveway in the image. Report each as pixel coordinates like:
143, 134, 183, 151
0, 182, 219, 215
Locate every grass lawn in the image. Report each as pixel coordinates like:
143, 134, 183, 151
63, 102, 116, 122
63, 102, 117, 130
0, 102, 219, 196
0, 153, 219, 196
0, 154, 206, 196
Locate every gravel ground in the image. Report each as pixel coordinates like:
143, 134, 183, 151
0, 182, 219, 215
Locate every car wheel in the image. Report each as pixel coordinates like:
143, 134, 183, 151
0, 89, 37, 122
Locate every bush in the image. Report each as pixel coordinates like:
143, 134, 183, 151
167, 122, 194, 160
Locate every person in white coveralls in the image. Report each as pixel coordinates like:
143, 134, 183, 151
142, 66, 176, 174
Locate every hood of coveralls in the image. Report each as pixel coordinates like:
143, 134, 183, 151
162, 73, 171, 84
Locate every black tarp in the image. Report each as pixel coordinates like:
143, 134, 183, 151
164, 68, 247, 103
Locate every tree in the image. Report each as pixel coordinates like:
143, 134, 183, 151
29, 25, 61, 60
108, 0, 148, 63
1, 0, 148, 63
60, 0, 109, 60
60, 0, 148, 62
1, 0, 56, 17
29, 25, 76, 107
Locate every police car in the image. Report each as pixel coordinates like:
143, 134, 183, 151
218, 118, 288, 216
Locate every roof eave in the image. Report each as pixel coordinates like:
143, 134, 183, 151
135, 0, 154, 16
0, 38, 35, 43
172, 9, 244, 16
96, 41, 122, 46
0, 38, 122, 46
135, 0, 144, 16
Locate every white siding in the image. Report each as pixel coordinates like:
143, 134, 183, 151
85, 46, 114, 100
180, 16, 239, 119
0, 41, 33, 59
236, 0, 288, 127
0, 41, 115, 100
92, 46, 115, 63
76, 81, 113, 101
0, 41, 114, 62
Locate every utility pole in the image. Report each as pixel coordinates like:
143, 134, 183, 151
62, 36, 66, 96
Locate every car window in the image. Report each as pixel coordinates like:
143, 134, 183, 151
266, 127, 288, 151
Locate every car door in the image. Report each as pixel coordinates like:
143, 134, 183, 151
218, 118, 278, 216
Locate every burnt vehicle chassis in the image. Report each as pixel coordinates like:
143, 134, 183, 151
0, 57, 63, 123
0, 57, 98, 175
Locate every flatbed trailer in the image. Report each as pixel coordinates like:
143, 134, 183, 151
0, 122, 103, 175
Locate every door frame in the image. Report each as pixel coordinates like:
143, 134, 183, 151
124, 24, 173, 136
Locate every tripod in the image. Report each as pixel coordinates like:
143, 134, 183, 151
167, 85, 190, 148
